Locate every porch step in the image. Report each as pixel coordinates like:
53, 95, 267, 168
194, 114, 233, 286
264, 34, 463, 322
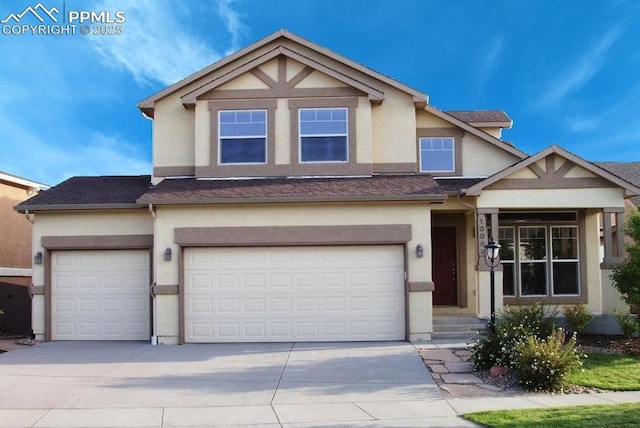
432, 316, 487, 341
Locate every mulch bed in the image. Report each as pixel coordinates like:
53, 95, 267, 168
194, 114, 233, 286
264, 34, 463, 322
577, 334, 640, 356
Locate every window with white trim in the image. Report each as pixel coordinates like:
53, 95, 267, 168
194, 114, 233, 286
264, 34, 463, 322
551, 226, 580, 295
299, 108, 348, 162
419, 137, 455, 172
519, 227, 548, 296
499, 227, 516, 297
498, 215, 581, 299
219, 110, 267, 164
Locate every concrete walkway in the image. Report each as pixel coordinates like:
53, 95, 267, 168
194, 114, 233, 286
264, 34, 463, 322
0, 340, 638, 427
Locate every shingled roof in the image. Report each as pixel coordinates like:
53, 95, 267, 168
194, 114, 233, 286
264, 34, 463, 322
445, 110, 512, 126
15, 175, 151, 212
138, 175, 449, 204
596, 162, 640, 205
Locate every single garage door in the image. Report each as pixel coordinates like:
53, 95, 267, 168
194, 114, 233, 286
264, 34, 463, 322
184, 245, 405, 342
51, 250, 150, 340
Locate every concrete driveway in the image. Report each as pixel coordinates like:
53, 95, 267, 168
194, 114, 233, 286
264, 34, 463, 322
0, 341, 473, 427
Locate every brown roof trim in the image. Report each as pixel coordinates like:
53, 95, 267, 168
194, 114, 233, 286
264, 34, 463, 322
424, 105, 527, 159
445, 110, 513, 128
465, 145, 640, 197
14, 203, 144, 213
138, 29, 427, 116
182, 46, 385, 106
139, 195, 447, 205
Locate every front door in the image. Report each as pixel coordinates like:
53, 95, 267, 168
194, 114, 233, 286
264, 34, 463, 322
432, 226, 458, 306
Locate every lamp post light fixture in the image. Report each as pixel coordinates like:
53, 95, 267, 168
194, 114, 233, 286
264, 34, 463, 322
484, 239, 501, 331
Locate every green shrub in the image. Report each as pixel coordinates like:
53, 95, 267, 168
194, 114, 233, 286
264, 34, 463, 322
563, 304, 593, 335
615, 310, 640, 338
470, 303, 558, 370
611, 211, 640, 309
512, 328, 583, 392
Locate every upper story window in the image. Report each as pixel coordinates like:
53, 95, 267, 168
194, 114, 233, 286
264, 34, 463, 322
299, 108, 348, 163
219, 110, 267, 164
419, 137, 455, 173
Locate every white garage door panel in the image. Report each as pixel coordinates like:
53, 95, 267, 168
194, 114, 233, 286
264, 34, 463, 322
185, 246, 405, 342
52, 250, 150, 340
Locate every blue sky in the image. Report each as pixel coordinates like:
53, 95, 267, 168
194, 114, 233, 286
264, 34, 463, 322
1, 0, 639, 186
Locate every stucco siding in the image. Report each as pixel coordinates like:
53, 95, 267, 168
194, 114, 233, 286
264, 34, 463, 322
477, 188, 625, 209
0, 182, 33, 269
371, 90, 417, 163
461, 133, 519, 177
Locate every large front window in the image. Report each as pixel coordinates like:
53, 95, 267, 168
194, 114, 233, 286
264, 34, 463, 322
299, 108, 348, 162
499, 215, 580, 298
219, 110, 267, 164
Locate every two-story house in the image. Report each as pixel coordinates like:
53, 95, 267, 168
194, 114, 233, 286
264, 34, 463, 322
17, 30, 640, 344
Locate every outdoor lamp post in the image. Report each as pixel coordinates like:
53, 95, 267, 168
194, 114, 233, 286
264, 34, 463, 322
484, 239, 501, 331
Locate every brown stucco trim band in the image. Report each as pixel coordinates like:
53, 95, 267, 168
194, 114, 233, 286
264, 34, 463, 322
29, 285, 45, 296
175, 225, 412, 246
408, 281, 435, 292
152, 285, 179, 295
42, 235, 154, 250
154, 166, 196, 177
373, 163, 416, 174
15, 204, 143, 212
487, 177, 616, 190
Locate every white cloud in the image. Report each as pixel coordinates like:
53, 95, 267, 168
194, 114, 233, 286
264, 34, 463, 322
0, 114, 150, 185
89, 0, 248, 86
217, 0, 250, 55
539, 25, 624, 106
476, 35, 504, 88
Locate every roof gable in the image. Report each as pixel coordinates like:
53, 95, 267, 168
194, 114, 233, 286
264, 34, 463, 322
465, 145, 640, 197
138, 29, 428, 117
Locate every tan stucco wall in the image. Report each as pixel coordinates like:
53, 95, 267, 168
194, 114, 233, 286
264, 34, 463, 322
584, 209, 604, 313
194, 100, 210, 168
478, 127, 502, 138
415, 111, 455, 128
371, 89, 417, 163
461, 133, 519, 176
477, 188, 625, 209
295, 70, 348, 88
0, 182, 33, 269
154, 201, 435, 343
153, 92, 195, 172
217, 72, 270, 90
275, 98, 290, 164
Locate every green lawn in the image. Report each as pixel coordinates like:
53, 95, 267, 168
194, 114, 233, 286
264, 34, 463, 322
567, 353, 640, 391
464, 403, 640, 428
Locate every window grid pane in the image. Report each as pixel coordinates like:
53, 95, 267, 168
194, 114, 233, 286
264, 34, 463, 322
219, 109, 267, 164
419, 137, 455, 172
499, 227, 516, 296
551, 226, 580, 295
299, 108, 348, 163
519, 227, 547, 296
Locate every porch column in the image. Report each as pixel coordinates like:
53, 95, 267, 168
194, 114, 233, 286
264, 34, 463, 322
602, 207, 625, 268
476, 209, 502, 319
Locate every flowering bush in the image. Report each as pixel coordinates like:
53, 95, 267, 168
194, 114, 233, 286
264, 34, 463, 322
470, 303, 557, 370
512, 328, 582, 392
563, 304, 593, 335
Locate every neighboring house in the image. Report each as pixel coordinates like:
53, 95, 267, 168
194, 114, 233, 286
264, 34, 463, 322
15, 30, 640, 344
1, 171, 48, 335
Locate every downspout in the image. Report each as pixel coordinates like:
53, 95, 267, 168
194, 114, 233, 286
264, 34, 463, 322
24, 209, 35, 224
148, 203, 158, 345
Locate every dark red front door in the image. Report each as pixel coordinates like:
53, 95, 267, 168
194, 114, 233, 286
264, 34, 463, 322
432, 226, 458, 305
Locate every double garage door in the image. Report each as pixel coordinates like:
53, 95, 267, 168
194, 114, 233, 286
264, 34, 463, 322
50, 245, 405, 342
184, 245, 406, 342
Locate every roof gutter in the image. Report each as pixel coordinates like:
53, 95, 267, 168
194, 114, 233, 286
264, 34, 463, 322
137, 194, 448, 205
14, 203, 144, 213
